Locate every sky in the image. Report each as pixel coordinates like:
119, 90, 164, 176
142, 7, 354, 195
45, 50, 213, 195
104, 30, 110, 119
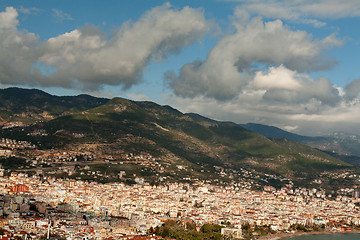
1, 0, 360, 136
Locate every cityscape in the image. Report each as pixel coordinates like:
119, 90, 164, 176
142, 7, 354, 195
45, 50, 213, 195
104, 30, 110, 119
0, 171, 359, 239
0, 88, 360, 239
2, 0, 360, 239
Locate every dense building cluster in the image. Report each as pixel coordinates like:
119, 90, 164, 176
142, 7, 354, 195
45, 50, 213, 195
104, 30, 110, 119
0, 173, 359, 239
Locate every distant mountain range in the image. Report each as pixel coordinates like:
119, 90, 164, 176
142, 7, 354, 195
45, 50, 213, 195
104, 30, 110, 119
0, 87, 357, 190
240, 123, 325, 143
241, 123, 360, 166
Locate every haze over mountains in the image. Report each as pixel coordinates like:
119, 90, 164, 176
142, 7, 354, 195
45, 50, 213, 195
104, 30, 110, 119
0, 87, 359, 190
241, 123, 360, 166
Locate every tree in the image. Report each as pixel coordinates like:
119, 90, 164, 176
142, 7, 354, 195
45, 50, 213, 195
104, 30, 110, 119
194, 200, 203, 208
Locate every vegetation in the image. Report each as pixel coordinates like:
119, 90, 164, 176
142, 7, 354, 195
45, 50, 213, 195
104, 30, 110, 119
0, 87, 356, 191
152, 220, 224, 240
0, 156, 29, 170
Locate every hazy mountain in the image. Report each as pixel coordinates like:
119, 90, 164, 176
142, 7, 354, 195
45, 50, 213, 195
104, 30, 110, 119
241, 122, 360, 165
240, 123, 325, 142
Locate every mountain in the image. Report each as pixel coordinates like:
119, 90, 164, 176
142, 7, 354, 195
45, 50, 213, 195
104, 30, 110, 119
316, 132, 360, 157
0, 88, 355, 190
0, 87, 109, 125
241, 123, 360, 165
240, 123, 325, 143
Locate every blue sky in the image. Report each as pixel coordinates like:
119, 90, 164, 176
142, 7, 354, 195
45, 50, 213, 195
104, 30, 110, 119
1, 0, 360, 136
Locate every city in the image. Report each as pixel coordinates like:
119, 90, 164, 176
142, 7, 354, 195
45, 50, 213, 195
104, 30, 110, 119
2, 1, 360, 239
0, 171, 359, 239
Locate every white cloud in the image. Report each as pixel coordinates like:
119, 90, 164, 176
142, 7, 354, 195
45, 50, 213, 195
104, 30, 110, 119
18, 6, 40, 15
220, 0, 360, 28
302, 19, 326, 28
166, 17, 341, 100
344, 79, 360, 101
228, 0, 360, 21
52, 9, 73, 23
253, 65, 302, 90
163, 6, 359, 136
294, 0, 360, 18
0, 6, 18, 28
127, 92, 153, 102
0, 4, 210, 91
283, 125, 299, 132
165, 89, 360, 136
256, 66, 341, 107
37, 4, 209, 90
0, 7, 42, 86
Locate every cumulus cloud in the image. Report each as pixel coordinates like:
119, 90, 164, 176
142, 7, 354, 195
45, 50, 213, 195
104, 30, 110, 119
165, 88, 360, 136
38, 4, 209, 90
344, 79, 360, 101
0, 4, 209, 91
254, 65, 341, 106
163, 6, 359, 136
0, 7, 42, 86
166, 16, 342, 100
253, 65, 303, 91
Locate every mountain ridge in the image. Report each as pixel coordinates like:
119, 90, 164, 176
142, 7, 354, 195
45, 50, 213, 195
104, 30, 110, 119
240, 123, 325, 142
241, 122, 360, 165
0, 87, 109, 124
0, 87, 355, 190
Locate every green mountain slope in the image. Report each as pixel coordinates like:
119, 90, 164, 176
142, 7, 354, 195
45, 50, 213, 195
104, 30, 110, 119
0, 88, 353, 190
